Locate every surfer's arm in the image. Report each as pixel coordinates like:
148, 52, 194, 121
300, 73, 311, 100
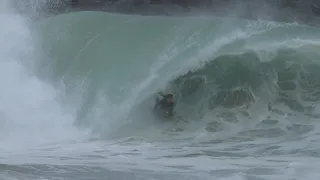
158, 92, 165, 97
154, 93, 164, 110
154, 98, 161, 110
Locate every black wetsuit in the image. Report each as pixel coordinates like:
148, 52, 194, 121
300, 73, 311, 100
154, 96, 174, 117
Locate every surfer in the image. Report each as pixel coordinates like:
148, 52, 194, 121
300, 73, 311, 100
154, 92, 174, 117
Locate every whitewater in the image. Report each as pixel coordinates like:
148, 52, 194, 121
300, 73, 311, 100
1, 1, 320, 180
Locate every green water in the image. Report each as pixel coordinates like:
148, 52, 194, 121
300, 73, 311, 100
2, 9, 320, 180
33, 11, 320, 135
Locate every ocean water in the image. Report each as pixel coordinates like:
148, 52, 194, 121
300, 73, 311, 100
1, 2, 320, 180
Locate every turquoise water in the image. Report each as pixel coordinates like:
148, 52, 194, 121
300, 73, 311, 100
1, 8, 320, 180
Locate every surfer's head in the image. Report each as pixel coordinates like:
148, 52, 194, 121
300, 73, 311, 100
165, 93, 173, 103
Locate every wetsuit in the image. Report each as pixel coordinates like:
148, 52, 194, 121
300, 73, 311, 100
154, 94, 174, 116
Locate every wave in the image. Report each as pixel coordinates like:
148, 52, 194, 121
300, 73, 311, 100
33, 11, 320, 140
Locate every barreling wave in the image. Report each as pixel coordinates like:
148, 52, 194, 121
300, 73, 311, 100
34, 11, 320, 139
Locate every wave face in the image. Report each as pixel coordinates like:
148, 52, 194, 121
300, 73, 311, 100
2, 9, 320, 180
